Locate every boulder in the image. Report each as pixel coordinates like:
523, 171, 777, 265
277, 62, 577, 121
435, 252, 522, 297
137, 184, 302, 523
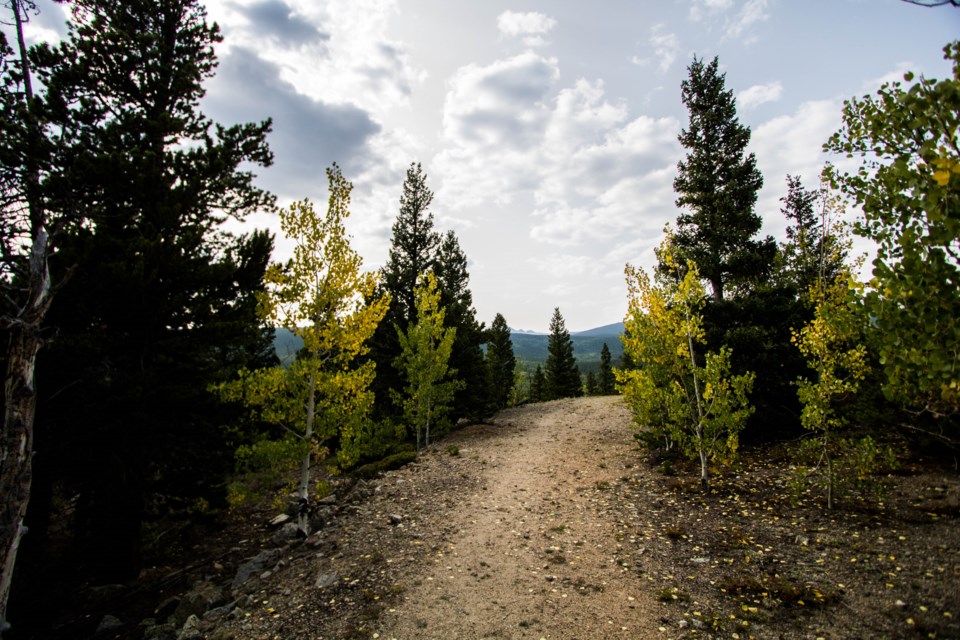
232, 548, 281, 590
154, 596, 181, 623
173, 581, 222, 627
142, 622, 178, 640
177, 615, 202, 640
269, 513, 292, 527
271, 522, 300, 546
95, 614, 123, 636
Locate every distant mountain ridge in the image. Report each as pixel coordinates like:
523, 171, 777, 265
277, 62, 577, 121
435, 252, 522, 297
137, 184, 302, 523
509, 321, 624, 337
274, 321, 625, 370
509, 321, 624, 372
571, 322, 625, 337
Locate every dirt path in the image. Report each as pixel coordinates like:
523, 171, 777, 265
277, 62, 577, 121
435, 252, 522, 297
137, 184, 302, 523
376, 396, 659, 639
195, 394, 960, 639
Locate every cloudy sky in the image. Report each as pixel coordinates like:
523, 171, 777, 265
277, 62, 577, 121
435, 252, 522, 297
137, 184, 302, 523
16, 0, 960, 332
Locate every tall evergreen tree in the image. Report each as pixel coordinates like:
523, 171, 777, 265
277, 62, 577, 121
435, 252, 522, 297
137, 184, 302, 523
584, 371, 598, 396
435, 231, 490, 423
598, 343, 616, 395
672, 56, 773, 302
381, 163, 441, 325
29, 0, 275, 584
529, 365, 546, 403
544, 308, 582, 400
370, 163, 441, 418
670, 56, 803, 442
486, 313, 517, 410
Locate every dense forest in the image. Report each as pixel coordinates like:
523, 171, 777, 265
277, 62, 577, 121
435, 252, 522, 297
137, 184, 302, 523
0, 0, 957, 638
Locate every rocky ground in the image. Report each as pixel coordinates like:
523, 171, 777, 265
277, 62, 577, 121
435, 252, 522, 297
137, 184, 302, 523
24, 396, 960, 639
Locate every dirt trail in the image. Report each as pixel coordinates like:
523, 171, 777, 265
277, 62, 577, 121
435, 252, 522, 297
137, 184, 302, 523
376, 396, 659, 639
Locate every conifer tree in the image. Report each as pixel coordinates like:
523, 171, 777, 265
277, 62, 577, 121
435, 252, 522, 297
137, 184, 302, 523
584, 371, 598, 396
530, 365, 546, 403
30, 0, 275, 583
672, 56, 772, 302
779, 175, 847, 295
0, 1, 56, 627
436, 231, 490, 422
486, 313, 517, 410
382, 163, 441, 324
544, 308, 582, 400
371, 163, 442, 417
598, 343, 616, 395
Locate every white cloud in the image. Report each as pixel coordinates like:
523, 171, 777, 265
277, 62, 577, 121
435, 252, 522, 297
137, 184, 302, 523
631, 24, 681, 73
689, 0, 735, 21
435, 57, 681, 247
862, 61, 915, 92
749, 98, 844, 239
433, 51, 560, 208
207, 0, 426, 115
738, 81, 783, 109
724, 0, 770, 42
497, 10, 557, 47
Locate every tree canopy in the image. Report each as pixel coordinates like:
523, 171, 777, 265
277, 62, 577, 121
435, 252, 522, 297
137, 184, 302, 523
544, 308, 582, 400
825, 41, 960, 423
26, 0, 276, 584
673, 56, 772, 302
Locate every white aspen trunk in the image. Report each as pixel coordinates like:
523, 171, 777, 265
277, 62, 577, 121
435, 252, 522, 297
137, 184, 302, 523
698, 424, 709, 487
685, 312, 709, 489
298, 367, 317, 535
825, 432, 834, 510
425, 404, 431, 448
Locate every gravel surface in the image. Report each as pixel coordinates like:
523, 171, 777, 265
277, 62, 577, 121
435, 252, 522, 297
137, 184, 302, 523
214, 395, 959, 640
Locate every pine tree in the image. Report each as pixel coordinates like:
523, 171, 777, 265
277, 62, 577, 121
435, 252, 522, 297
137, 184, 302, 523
370, 163, 441, 418
529, 365, 546, 403
486, 313, 517, 410
584, 371, 598, 396
598, 343, 616, 395
0, 2, 57, 626
544, 308, 582, 400
382, 163, 441, 325
436, 231, 490, 423
672, 56, 772, 302
30, 0, 275, 583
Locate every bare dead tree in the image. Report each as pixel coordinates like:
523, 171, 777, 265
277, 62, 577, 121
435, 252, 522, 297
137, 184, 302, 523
0, 1, 53, 635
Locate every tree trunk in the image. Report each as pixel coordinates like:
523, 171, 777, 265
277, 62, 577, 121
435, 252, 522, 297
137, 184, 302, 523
1, 327, 40, 634
685, 310, 708, 489
425, 404, 431, 448
697, 425, 709, 489
1, 230, 52, 635
1, 1, 52, 629
298, 367, 316, 536
711, 276, 724, 303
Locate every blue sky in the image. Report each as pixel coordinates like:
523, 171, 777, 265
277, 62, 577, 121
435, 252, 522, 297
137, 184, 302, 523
14, 0, 960, 332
